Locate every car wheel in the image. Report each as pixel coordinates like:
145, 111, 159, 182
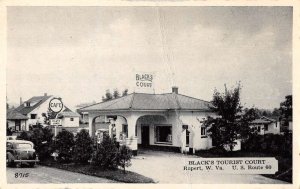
29, 162, 35, 168
16, 163, 22, 168
6, 154, 15, 167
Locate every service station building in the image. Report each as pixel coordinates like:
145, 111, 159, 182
78, 87, 216, 154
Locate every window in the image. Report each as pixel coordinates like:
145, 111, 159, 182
26, 102, 30, 107
30, 114, 37, 119
70, 118, 74, 121
15, 143, 33, 149
182, 125, 188, 130
201, 127, 206, 136
264, 124, 268, 131
155, 125, 172, 144
257, 126, 261, 132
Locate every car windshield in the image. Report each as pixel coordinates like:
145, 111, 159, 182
15, 143, 33, 149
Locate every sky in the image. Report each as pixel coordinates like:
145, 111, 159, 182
7, 6, 292, 110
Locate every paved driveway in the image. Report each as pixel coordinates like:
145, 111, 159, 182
7, 165, 116, 183
127, 150, 289, 184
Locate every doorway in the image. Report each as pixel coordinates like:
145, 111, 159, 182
141, 125, 149, 147
15, 120, 21, 131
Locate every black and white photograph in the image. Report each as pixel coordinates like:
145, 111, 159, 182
3, 2, 297, 186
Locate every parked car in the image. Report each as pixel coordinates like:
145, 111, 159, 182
6, 140, 39, 167
6, 136, 17, 140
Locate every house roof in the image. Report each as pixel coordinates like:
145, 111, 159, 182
7, 110, 28, 120
14, 95, 52, 115
58, 109, 80, 118
251, 116, 276, 124
78, 93, 212, 112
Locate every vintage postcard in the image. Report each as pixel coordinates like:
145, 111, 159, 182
0, 0, 299, 188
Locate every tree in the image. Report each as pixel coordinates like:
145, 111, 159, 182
102, 89, 113, 102
73, 129, 93, 164
280, 95, 292, 121
92, 135, 119, 169
42, 107, 58, 125
54, 130, 74, 162
113, 89, 120, 99
204, 84, 254, 151
272, 108, 281, 117
17, 125, 54, 160
122, 89, 128, 96
117, 145, 132, 174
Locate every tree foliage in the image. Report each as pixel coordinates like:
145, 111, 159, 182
204, 84, 255, 151
91, 135, 119, 169
17, 125, 54, 160
122, 89, 128, 96
117, 145, 132, 174
73, 129, 93, 164
42, 108, 58, 125
280, 95, 292, 122
54, 130, 74, 162
113, 89, 120, 99
102, 88, 129, 102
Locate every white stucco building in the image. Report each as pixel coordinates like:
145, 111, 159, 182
78, 87, 216, 155
7, 93, 79, 132
250, 116, 280, 135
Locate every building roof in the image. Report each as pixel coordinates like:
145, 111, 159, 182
78, 93, 212, 112
14, 95, 52, 115
251, 116, 276, 124
58, 109, 80, 118
7, 110, 28, 120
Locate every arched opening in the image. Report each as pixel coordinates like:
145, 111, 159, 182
136, 115, 169, 148
91, 115, 128, 143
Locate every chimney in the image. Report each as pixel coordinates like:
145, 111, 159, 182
172, 86, 178, 94
20, 97, 23, 105
44, 93, 47, 96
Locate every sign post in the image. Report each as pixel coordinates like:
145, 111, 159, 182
49, 98, 64, 137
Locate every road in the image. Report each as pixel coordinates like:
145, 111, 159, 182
7, 165, 117, 184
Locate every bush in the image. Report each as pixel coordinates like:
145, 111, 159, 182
17, 131, 31, 141
242, 133, 292, 157
91, 135, 119, 170
73, 129, 93, 164
17, 126, 54, 160
54, 130, 74, 162
117, 145, 132, 174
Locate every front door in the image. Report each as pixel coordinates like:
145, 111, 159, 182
15, 120, 21, 131
141, 125, 149, 147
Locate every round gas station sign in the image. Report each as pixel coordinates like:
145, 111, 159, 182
49, 98, 64, 113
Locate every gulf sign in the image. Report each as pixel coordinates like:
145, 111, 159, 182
49, 98, 64, 113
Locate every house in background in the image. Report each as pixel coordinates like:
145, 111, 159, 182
58, 109, 80, 127
6, 93, 79, 132
75, 102, 96, 124
7, 110, 29, 131
250, 116, 280, 135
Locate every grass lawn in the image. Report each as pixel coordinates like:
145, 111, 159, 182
40, 159, 155, 183
196, 150, 292, 183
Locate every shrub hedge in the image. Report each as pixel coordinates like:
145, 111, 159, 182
242, 133, 292, 157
